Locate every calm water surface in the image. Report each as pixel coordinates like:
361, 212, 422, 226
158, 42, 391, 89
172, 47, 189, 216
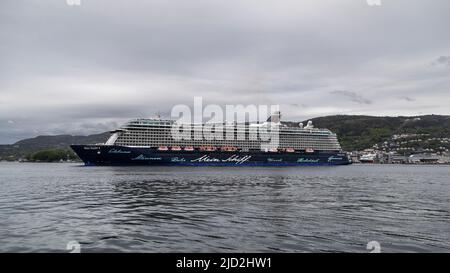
0, 162, 449, 252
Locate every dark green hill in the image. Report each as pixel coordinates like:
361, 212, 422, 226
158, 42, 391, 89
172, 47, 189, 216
0, 132, 110, 161
292, 115, 450, 151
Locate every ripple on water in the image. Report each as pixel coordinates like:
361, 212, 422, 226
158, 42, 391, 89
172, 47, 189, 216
0, 163, 449, 252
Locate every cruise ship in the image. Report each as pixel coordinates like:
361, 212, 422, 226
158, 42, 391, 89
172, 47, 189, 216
71, 112, 351, 166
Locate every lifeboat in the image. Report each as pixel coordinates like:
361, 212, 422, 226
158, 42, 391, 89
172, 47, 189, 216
157, 146, 169, 151
184, 146, 194, 151
221, 146, 237, 151
306, 148, 314, 153
199, 146, 217, 151
286, 148, 295, 153
171, 146, 182, 151
268, 148, 278, 152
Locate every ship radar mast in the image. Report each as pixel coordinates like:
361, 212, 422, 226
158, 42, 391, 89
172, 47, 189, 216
304, 120, 314, 129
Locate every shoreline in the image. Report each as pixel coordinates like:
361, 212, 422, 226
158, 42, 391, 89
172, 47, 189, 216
1, 160, 449, 166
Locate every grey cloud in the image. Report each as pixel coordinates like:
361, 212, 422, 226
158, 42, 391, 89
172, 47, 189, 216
1, 0, 450, 143
330, 90, 372, 105
400, 96, 415, 102
433, 56, 450, 66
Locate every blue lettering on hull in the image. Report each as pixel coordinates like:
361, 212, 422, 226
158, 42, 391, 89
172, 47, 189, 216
71, 145, 352, 166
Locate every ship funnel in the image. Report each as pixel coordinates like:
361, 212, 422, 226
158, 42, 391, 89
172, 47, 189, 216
267, 111, 281, 123
299, 122, 304, 128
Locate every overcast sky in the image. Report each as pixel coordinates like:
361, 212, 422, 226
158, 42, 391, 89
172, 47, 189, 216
1, 0, 450, 143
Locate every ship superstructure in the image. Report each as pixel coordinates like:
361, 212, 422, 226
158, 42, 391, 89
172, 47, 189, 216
110, 112, 340, 151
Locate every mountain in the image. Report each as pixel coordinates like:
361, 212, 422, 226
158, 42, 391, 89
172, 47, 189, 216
294, 114, 450, 151
0, 132, 110, 161
1, 115, 449, 161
